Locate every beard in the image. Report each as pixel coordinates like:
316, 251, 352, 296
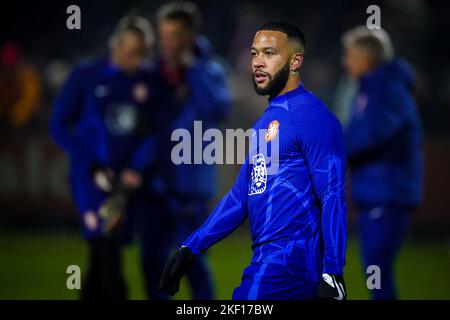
252, 61, 290, 99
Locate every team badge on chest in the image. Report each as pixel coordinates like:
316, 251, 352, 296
249, 153, 267, 195
265, 120, 280, 142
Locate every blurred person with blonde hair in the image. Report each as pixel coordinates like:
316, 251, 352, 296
342, 26, 423, 300
51, 16, 159, 300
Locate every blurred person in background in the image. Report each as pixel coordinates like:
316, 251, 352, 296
50, 16, 158, 300
0, 42, 40, 129
152, 1, 231, 300
341, 26, 424, 300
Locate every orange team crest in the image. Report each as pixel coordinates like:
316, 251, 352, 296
265, 120, 280, 142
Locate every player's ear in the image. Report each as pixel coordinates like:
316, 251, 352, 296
290, 52, 304, 73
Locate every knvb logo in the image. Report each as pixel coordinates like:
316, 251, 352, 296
249, 153, 267, 195
171, 121, 279, 174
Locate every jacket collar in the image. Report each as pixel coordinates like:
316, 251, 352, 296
268, 83, 306, 110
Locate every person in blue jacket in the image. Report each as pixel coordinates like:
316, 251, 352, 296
160, 21, 348, 301
151, 2, 231, 300
341, 26, 424, 300
50, 16, 158, 300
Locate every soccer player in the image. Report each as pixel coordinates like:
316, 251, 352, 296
50, 16, 157, 300
160, 21, 348, 300
150, 2, 231, 300
341, 26, 423, 300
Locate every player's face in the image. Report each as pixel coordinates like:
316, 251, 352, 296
158, 20, 193, 63
342, 43, 372, 78
114, 31, 146, 74
251, 30, 291, 97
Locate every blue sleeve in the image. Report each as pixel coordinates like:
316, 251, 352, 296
299, 110, 348, 276
50, 66, 96, 165
185, 59, 231, 122
182, 161, 249, 254
126, 135, 158, 175
345, 81, 413, 157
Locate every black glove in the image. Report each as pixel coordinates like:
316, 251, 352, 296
317, 273, 347, 300
159, 246, 196, 296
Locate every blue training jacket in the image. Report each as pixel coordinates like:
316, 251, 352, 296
183, 84, 348, 281
51, 58, 159, 240
345, 59, 423, 209
51, 59, 159, 210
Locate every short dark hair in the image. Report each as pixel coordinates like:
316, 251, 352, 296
258, 21, 306, 53
156, 1, 202, 32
